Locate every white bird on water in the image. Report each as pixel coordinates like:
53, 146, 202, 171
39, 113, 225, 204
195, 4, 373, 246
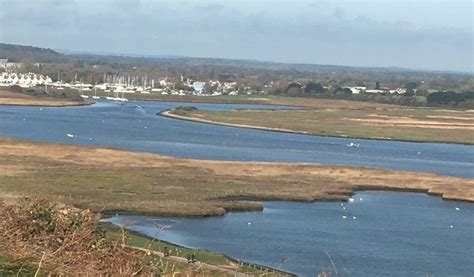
342, 215, 347, 219
455, 207, 460, 211
348, 198, 354, 203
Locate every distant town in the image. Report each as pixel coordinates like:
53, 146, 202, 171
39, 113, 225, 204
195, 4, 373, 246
0, 43, 473, 108
0, 59, 439, 98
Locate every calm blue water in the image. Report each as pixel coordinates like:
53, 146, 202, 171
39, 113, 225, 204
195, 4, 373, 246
0, 100, 472, 177
103, 191, 474, 276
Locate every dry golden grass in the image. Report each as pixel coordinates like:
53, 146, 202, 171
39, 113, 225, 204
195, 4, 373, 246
172, 102, 474, 144
0, 198, 160, 276
0, 138, 472, 218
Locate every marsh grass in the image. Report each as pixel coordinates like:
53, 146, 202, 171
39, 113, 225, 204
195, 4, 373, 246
176, 103, 474, 144
0, 138, 472, 218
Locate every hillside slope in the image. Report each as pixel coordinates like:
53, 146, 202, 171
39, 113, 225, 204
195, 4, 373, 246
0, 43, 67, 63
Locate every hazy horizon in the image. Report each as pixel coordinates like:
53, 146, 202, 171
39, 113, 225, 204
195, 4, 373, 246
0, 0, 472, 72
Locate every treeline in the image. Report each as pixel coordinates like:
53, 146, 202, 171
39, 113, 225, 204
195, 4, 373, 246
271, 81, 474, 108
427, 91, 474, 108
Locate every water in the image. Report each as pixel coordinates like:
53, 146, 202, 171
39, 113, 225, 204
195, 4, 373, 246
0, 100, 472, 177
103, 191, 474, 276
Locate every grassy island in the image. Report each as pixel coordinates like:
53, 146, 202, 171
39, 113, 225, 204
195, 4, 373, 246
167, 98, 474, 144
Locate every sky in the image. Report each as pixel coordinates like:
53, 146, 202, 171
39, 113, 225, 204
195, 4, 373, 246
0, 0, 472, 72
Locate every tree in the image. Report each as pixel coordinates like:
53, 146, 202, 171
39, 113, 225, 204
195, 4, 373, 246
427, 91, 464, 106
342, 87, 352, 96
405, 82, 419, 91
286, 82, 303, 96
304, 82, 324, 94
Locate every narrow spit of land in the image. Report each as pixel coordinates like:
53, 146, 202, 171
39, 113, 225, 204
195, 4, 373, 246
1, 137, 472, 218
0, 90, 88, 106
166, 98, 474, 144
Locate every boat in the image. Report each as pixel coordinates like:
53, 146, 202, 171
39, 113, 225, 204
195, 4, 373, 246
66, 133, 75, 138
115, 90, 128, 102
92, 87, 100, 99
347, 142, 360, 148
106, 90, 128, 102
80, 95, 89, 99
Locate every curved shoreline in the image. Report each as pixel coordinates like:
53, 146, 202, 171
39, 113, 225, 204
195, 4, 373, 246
100, 187, 473, 221
100, 223, 297, 276
160, 109, 474, 145
101, 189, 472, 276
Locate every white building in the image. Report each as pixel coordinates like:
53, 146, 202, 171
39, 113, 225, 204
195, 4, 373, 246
192, 81, 206, 94
342, 86, 366, 94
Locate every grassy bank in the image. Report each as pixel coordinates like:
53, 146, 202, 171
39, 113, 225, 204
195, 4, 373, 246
0, 198, 284, 276
168, 102, 474, 144
103, 224, 293, 275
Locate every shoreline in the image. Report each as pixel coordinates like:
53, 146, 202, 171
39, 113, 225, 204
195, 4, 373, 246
100, 222, 297, 276
99, 188, 472, 276
160, 109, 474, 146
100, 187, 474, 220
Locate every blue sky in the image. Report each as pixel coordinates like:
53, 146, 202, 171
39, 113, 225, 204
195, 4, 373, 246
0, 0, 472, 72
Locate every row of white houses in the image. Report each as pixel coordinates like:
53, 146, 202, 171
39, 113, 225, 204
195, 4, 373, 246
0, 72, 52, 87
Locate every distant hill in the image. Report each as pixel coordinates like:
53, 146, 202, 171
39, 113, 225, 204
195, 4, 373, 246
68, 53, 405, 74
1, 43, 469, 77
0, 43, 68, 63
